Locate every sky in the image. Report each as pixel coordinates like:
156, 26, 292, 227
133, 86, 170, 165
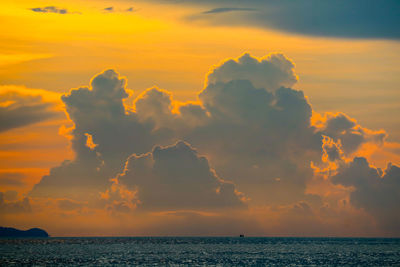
0, 0, 399, 237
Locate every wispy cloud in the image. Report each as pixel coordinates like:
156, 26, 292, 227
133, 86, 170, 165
103, 6, 114, 12
126, 7, 137, 12
0, 86, 61, 132
103, 6, 138, 13
202, 7, 255, 14
30, 6, 69, 14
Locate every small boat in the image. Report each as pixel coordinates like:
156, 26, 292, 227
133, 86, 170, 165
239, 234, 244, 238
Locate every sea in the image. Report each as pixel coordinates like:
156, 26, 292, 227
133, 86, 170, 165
1, 237, 400, 266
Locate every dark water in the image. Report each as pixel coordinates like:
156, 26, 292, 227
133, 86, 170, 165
1, 237, 400, 266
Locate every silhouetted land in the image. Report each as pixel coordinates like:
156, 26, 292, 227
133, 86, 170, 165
0, 227, 48, 237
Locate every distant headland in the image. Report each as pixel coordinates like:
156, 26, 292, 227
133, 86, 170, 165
0, 227, 49, 237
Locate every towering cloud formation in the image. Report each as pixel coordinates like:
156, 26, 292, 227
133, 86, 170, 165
28, 53, 399, 234
192, 77, 318, 204
31, 70, 164, 198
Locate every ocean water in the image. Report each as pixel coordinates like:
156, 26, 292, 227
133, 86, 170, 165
1, 237, 400, 266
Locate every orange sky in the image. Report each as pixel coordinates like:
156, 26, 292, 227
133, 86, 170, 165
0, 0, 399, 236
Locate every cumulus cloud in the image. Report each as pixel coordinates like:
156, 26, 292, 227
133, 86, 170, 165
114, 53, 320, 205
28, 52, 396, 234
188, 56, 319, 204
316, 112, 386, 155
30, 69, 172, 199
31, 6, 69, 14
206, 53, 297, 91
111, 141, 245, 211
32, 52, 313, 206
0, 87, 60, 132
31, 53, 381, 204
332, 157, 400, 234
134, 87, 176, 129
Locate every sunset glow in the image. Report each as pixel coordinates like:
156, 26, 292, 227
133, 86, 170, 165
1, 0, 399, 238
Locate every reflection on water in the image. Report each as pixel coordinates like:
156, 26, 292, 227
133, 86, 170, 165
1, 237, 400, 266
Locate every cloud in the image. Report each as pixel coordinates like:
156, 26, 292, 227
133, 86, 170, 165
134, 87, 176, 129
177, 0, 400, 39
332, 157, 400, 234
125, 7, 137, 12
58, 199, 84, 211
110, 141, 246, 211
185, 54, 320, 204
103, 6, 138, 13
31, 53, 382, 205
31, 52, 313, 206
30, 69, 171, 199
27, 52, 396, 234
2, 191, 18, 201
30, 6, 69, 14
321, 136, 342, 162
104, 7, 114, 12
0, 192, 31, 214
0, 173, 25, 186
206, 53, 297, 92
202, 7, 255, 14
316, 112, 386, 155
127, 53, 320, 205
0, 87, 60, 132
